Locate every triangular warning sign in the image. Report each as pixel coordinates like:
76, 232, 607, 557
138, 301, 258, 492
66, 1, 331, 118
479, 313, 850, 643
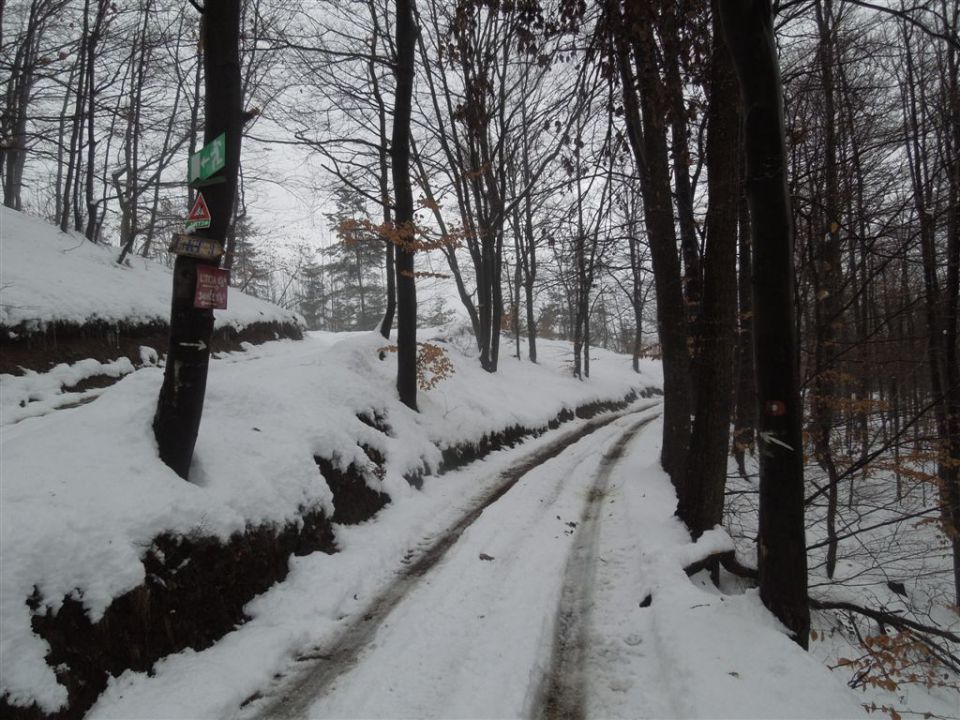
186, 192, 211, 229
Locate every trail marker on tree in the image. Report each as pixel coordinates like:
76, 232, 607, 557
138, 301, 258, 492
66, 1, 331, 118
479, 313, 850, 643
185, 192, 211, 230
154, 0, 242, 481
188, 133, 226, 185
168, 233, 223, 260
194, 266, 229, 309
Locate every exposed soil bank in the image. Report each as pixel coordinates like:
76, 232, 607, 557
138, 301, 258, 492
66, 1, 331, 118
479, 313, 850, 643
0, 318, 303, 376
3, 387, 661, 720
1, 510, 336, 720
321, 386, 661, 524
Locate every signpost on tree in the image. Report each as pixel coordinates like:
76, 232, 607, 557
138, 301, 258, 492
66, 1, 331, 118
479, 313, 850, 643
185, 192, 212, 231
188, 132, 226, 185
154, 0, 243, 479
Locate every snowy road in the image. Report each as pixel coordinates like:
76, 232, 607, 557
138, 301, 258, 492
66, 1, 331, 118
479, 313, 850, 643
76, 387, 867, 720
535, 414, 656, 720
237, 407, 660, 719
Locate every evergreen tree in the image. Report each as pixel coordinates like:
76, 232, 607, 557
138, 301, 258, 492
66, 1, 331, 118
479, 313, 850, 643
324, 186, 387, 331
298, 252, 327, 331
229, 214, 271, 300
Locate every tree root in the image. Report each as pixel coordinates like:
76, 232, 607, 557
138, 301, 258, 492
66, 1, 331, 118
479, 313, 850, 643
684, 550, 759, 581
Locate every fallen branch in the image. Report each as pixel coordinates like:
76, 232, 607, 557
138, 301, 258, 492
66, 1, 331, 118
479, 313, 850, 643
809, 598, 960, 644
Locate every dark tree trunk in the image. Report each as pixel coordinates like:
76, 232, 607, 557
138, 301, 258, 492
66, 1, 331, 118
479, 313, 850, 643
944, 26, 960, 609
811, 0, 844, 580
59, 0, 91, 233
153, 0, 243, 479
82, 0, 107, 242
902, 23, 960, 606
369, 2, 395, 340
392, 0, 417, 410
719, 0, 810, 649
661, 9, 702, 353
617, 12, 692, 485
187, 43, 203, 209
629, 232, 645, 373
678, 4, 739, 539
512, 208, 523, 360
733, 167, 757, 476
522, 206, 538, 363
520, 101, 538, 364
491, 229, 504, 372
381, 241, 396, 339
2, 0, 52, 210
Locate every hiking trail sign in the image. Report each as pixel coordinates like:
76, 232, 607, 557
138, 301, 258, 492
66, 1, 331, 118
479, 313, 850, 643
188, 133, 226, 185
168, 233, 223, 260
185, 192, 211, 230
194, 265, 229, 309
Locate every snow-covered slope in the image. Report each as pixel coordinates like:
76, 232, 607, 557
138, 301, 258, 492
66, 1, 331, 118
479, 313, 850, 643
0, 206, 881, 720
0, 327, 661, 713
0, 206, 301, 331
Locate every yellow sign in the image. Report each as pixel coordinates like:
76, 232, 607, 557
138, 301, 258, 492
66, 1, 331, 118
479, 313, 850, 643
168, 234, 223, 260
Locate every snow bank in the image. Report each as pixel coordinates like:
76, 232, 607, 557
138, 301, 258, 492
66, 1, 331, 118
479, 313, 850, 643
0, 206, 301, 331
0, 326, 658, 712
585, 419, 868, 720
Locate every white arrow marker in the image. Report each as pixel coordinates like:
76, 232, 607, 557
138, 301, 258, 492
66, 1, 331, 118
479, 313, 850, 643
179, 340, 207, 351
759, 431, 794, 452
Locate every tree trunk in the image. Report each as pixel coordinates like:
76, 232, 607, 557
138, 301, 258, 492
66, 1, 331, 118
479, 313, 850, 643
153, 0, 243, 479
615, 3, 692, 485
902, 20, 960, 605
733, 177, 757, 477
520, 101, 538, 364
719, 0, 810, 649
392, 0, 417, 410
629, 232, 645, 373
678, 5, 739, 540
811, 0, 844, 580
1, 0, 50, 210
661, 9, 702, 355
82, 0, 107, 241
59, 0, 91, 233
369, 0, 395, 340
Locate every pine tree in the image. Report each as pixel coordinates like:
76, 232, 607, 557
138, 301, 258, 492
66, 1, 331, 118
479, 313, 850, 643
299, 253, 327, 331
229, 215, 271, 300
325, 187, 387, 331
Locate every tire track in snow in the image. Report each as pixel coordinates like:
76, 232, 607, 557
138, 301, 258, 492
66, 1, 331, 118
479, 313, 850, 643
533, 413, 658, 720
238, 401, 662, 720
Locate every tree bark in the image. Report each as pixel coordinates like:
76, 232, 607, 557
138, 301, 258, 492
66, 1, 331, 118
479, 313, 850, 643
614, 1, 692, 485
392, 0, 417, 410
719, 0, 810, 649
733, 175, 757, 477
811, 0, 845, 580
368, 0, 395, 339
678, 4, 739, 539
153, 0, 243, 479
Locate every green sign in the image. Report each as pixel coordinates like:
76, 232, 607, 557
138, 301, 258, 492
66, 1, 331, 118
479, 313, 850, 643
188, 133, 225, 185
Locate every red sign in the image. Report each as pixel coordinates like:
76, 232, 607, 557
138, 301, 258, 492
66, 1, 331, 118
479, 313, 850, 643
186, 193, 212, 229
194, 266, 229, 309
765, 400, 787, 416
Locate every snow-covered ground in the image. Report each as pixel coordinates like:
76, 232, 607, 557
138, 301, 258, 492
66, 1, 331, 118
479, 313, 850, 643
0, 325, 663, 714
83, 407, 867, 720
0, 206, 300, 330
1, 208, 954, 719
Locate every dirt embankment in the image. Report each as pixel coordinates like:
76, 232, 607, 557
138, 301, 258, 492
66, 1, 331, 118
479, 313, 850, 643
0, 318, 304, 376
1, 387, 661, 720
